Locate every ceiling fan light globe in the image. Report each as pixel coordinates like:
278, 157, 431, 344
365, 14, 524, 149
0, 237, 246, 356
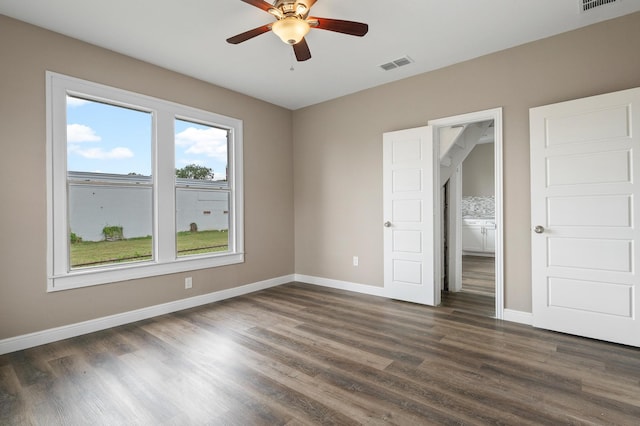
272, 16, 310, 45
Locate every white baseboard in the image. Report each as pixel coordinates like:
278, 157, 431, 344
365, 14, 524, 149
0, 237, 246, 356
503, 308, 533, 325
294, 274, 387, 297
297, 274, 534, 327
0, 274, 294, 355
1, 274, 533, 355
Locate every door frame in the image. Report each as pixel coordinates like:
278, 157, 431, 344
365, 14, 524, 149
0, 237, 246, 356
428, 107, 504, 319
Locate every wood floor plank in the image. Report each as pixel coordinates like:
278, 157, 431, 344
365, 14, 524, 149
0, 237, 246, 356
385, 360, 564, 425
0, 364, 26, 425
442, 255, 496, 317
235, 345, 405, 425
441, 291, 495, 317
267, 323, 394, 371
461, 255, 495, 295
2, 282, 640, 424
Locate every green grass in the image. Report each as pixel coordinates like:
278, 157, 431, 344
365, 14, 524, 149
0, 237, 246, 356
70, 230, 228, 268
176, 230, 229, 257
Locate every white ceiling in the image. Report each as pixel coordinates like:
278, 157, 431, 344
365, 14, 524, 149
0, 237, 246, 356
1, 1, 639, 110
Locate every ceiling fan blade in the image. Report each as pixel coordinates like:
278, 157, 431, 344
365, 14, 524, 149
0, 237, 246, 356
309, 17, 369, 37
304, 0, 318, 9
240, 0, 275, 13
226, 24, 272, 44
293, 38, 311, 61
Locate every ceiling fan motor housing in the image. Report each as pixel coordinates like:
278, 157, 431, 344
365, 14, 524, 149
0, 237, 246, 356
273, 0, 309, 18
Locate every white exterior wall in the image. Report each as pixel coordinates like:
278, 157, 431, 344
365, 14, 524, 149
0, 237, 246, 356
68, 174, 229, 241
69, 184, 153, 241
176, 189, 229, 233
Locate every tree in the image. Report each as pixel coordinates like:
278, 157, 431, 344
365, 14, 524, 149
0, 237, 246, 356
175, 164, 214, 180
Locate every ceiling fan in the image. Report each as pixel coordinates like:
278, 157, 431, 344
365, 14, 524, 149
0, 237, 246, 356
226, 0, 369, 62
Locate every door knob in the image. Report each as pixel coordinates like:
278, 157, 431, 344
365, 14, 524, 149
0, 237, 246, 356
384, 221, 392, 228
534, 225, 545, 234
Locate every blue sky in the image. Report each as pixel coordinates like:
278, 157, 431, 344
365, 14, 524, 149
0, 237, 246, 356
66, 96, 228, 180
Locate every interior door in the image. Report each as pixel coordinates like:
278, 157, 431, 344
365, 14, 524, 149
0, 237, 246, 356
383, 126, 439, 305
530, 87, 640, 347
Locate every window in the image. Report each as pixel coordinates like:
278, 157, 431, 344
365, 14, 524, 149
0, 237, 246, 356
174, 118, 230, 258
47, 72, 244, 291
67, 98, 154, 268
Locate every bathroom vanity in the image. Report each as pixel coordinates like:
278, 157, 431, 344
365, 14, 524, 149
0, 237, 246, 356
462, 218, 495, 255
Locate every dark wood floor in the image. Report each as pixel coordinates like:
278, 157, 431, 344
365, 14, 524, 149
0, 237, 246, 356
2, 282, 640, 425
441, 290, 495, 319
442, 255, 496, 318
461, 255, 495, 296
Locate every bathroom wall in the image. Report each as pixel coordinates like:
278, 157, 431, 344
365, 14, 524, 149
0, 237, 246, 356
462, 142, 494, 197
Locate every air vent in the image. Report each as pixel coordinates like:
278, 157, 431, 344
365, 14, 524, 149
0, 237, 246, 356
581, 0, 617, 12
380, 62, 398, 71
379, 56, 414, 71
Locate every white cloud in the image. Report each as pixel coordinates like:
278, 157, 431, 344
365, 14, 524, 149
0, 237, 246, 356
67, 124, 101, 143
175, 127, 227, 161
73, 147, 134, 160
66, 97, 90, 107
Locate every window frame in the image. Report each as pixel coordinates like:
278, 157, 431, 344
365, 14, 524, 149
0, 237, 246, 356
174, 117, 232, 258
46, 71, 244, 292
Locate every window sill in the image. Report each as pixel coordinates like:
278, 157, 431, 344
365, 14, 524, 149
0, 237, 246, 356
47, 252, 244, 292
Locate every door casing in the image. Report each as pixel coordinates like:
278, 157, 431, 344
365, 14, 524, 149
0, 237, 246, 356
429, 108, 504, 319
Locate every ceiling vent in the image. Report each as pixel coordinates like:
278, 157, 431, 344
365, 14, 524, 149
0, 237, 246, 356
379, 56, 414, 71
581, 0, 618, 12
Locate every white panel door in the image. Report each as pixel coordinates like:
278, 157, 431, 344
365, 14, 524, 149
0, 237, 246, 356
383, 126, 438, 305
530, 87, 640, 347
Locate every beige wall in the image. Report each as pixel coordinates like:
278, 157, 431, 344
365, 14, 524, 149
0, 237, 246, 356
293, 12, 640, 312
463, 143, 495, 197
0, 15, 294, 339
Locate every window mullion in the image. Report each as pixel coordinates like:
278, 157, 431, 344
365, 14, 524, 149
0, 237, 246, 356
155, 109, 176, 263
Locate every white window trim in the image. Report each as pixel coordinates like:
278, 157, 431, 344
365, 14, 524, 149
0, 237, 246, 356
46, 71, 244, 292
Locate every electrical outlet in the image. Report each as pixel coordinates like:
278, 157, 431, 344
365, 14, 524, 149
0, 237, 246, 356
353, 256, 359, 267
185, 276, 193, 289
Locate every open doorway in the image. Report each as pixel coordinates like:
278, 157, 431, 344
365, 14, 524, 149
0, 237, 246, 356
429, 108, 503, 319
443, 139, 496, 317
